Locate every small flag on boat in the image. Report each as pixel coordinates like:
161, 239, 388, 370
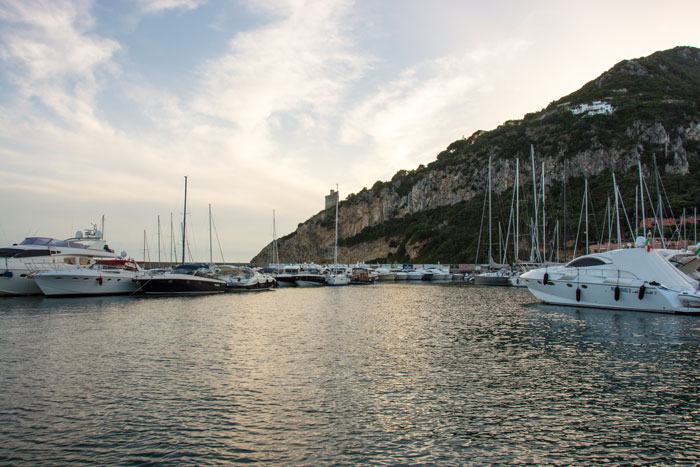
695, 244, 700, 261
645, 236, 651, 252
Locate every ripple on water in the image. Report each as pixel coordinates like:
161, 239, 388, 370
1, 284, 700, 465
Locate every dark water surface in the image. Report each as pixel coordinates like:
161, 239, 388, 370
2, 284, 700, 465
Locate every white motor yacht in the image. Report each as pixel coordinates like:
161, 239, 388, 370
295, 264, 328, 287
474, 270, 511, 286
392, 269, 408, 280
427, 267, 451, 281
217, 265, 276, 291
0, 226, 122, 296
274, 265, 300, 287
406, 269, 431, 281
326, 266, 351, 286
520, 244, 700, 314
33, 259, 143, 297
375, 268, 397, 281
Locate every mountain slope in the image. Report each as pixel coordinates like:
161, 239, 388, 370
251, 46, 700, 265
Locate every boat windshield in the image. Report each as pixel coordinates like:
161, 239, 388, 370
19, 237, 54, 246
19, 237, 89, 248
565, 257, 609, 268
171, 264, 210, 275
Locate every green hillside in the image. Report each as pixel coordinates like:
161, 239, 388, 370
339, 46, 700, 264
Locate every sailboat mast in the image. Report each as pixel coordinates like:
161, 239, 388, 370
272, 209, 279, 265
334, 184, 339, 265
531, 145, 538, 262
488, 156, 492, 264
653, 154, 665, 248
585, 179, 589, 255
638, 161, 646, 238
157, 215, 161, 266
635, 184, 638, 238
541, 162, 546, 263
515, 158, 519, 263
208, 204, 213, 264
169, 213, 174, 263
613, 172, 621, 248
182, 176, 187, 265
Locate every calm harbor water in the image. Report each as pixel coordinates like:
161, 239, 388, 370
1, 283, 700, 465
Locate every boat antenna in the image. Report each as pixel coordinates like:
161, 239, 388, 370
182, 176, 188, 265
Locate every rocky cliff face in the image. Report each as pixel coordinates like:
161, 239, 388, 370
251, 119, 699, 265
250, 47, 700, 265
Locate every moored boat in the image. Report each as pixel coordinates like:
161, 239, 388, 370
326, 266, 351, 286
33, 258, 143, 297
474, 270, 511, 286
217, 265, 276, 291
135, 263, 226, 295
520, 244, 700, 314
0, 226, 123, 296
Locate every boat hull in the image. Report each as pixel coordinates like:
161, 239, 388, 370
474, 274, 511, 286
136, 276, 226, 295
34, 271, 140, 296
523, 277, 700, 315
0, 270, 43, 295
295, 276, 327, 287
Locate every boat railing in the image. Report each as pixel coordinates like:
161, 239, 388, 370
24, 260, 94, 273
574, 267, 640, 281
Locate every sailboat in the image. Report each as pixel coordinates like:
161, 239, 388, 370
135, 177, 226, 295
475, 156, 511, 286
326, 184, 350, 286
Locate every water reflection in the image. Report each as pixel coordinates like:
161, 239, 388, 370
1, 284, 699, 464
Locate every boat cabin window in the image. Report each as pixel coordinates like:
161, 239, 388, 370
0, 248, 22, 257
566, 257, 607, 268
14, 249, 52, 258
64, 257, 76, 265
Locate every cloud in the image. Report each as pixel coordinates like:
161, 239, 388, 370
191, 0, 368, 132
137, 0, 205, 13
339, 40, 533, 179
0, 0, 119, 128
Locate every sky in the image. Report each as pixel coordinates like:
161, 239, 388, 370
1, 0, 699, 262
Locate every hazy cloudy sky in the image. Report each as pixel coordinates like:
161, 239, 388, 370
1, 0, 699, 262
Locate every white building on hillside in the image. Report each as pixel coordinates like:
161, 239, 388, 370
570, 101, 614, 116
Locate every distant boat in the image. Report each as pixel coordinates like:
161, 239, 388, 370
326, 266, 350, 286
273, 265, 300, 287
295, 265, 328, 287
350, 267, 376, 284
521, 245, 700, 314
217, 265, 276, 291
0, 225, 122, 296
406, 269, 430, 281
474, 271, 511, 286
33, 258, 143, 297
375, 267, 397, 281
392, 269, 408, 280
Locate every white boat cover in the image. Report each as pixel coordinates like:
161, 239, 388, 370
600, 248, 698, 291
